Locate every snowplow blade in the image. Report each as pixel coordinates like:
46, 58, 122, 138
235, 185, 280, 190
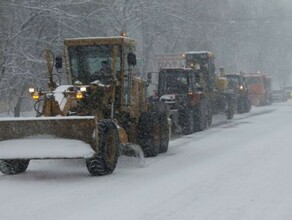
0, 116, 96, 159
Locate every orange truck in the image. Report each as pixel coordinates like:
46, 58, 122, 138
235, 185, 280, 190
244, 73, 272, 106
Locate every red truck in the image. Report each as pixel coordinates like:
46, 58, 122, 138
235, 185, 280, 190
244, 73, 272, 106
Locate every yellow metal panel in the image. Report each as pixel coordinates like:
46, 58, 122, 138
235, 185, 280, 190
64, 37, 136, 47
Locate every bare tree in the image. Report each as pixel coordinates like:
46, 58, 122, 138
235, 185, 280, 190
2, 0, 292, 114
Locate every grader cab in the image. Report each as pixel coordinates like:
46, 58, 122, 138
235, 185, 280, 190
0, 36, 169, 176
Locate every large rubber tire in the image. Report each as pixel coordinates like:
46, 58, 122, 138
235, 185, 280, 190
0, 159, 30, 175
137, 112, 160, 157
244, 98, 251, 113
226, 96, 235, 120
193, 99, 207, 132
86, 120, 119, 176
237, 98, 245, 114
226, 107, 234, 119
179, 109, 194, 135
158, 112, 169, 153
205, 98, 212, 127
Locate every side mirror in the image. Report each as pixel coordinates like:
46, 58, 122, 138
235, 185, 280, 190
55, 56, 63, 69
127, 53, 137, 66
147, 72, 152, 84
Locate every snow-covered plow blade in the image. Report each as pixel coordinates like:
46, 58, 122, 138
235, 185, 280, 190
0, 116, 145, 175
0, 116, 96, 160
0, 117, 96, 148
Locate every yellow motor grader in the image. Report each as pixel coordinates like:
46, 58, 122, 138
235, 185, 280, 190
0, 35, 169, 176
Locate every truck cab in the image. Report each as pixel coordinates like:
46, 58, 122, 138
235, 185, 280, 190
156, 67, 208, 134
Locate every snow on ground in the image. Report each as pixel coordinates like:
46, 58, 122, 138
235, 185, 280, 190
0, 101, 292, 220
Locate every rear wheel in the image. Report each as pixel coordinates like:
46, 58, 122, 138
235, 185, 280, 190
226, 107, 234, 119
226, 96, 235, 120
159, 112, 169, 153
0, 159, 30, 175
244, 98, 251, 112
86, 120, 119, 176
180, 109, 194, 135
205, 98, 212, 127
237, 98, 245, 114
137, 112, 160, 157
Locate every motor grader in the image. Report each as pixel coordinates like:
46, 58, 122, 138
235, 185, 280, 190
185, 52, 235, 122
0, 35, 169, 176
225, 73, 251, 113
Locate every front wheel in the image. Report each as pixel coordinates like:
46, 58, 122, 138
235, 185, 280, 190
86, 120, 119, 176
137, 112, 160, 157
0, 159, 30, 175
226, 95, 235, 120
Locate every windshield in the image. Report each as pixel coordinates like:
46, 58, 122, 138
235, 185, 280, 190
226, 75, 239, 89
244, 76, 263, 85
158, 70, 190, 95
68, 45, 120, 84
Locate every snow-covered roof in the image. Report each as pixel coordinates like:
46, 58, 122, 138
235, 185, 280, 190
185, 51, 212, 54
225, 73, 242, 76
160, 67, 193, 71
64, 36, 133, 41
64, 36, 136, 47
0, 116, 94, 122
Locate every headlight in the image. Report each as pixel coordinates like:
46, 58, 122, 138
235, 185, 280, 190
76, 91, 84, 99
32, 91, 40, 100
80, 86, 87, 92
28, 87, 35, 93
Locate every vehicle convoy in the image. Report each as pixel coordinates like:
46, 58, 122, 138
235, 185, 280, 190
149, 67, 209, 135
225, 73, 251, 113
152, 51, 235, 132
244, 73, 272, 106
0, 35, 170, 176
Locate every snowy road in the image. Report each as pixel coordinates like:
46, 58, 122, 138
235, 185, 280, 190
1, 101, 292, 220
